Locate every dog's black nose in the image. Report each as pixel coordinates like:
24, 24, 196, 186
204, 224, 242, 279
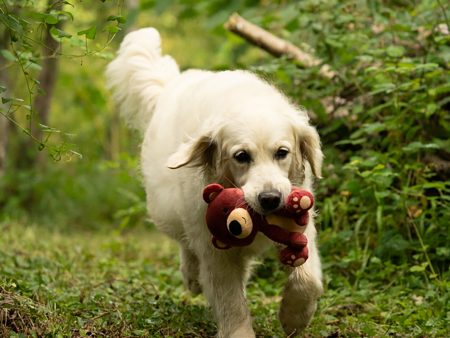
258, 190, 281, 212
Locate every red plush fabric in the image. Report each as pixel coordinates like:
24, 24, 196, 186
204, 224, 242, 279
203, 184, 314, 266
204, 184, 260, 248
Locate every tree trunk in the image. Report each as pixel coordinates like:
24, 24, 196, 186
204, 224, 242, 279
32, 0, 63, 144
14, 0, 63, 167
0, 29, 10, 176
0, 108, 8, 177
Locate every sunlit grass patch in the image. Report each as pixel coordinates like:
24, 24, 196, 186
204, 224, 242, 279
0, 222, 448, 337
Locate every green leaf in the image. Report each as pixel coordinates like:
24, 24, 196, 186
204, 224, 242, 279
107, 15, 126, 24
1, 49, 16, 62
428, 83, 450, 97
57, 10, 74, 21
335, 138, 367, 146
105, 24, 120, 34
436, 247, 450, 257
376, 205, 383, 232
370, 83, 396, 95
397, 61, 415, 71
39, 123, 57, 132
350, 122, 386, 139
68, 150, 83, 159
425, 103, 437, 117
44, 13, 59, 24
402, 142, 439, 153
27, 60, 42, 72
77, 26, 97, 40
325, 37, 344, 48
4, 14, 24, 34
414, 63, 439, 72
410, 262, 428, 272
1, 97, 23, 104
386, 45, 405, 58
69, 37, 84, 48
341, 179, 363, 194
50, 27, 72, 39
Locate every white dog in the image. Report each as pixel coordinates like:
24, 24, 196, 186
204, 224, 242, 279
106, 28, 323, 337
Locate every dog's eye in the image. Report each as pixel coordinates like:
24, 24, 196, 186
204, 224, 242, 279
234, 150, 251, 164
275, 147, 289, 160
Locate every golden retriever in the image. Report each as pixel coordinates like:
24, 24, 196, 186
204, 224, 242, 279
106, 28, 323, 337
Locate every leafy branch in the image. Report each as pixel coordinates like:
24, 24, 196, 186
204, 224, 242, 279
0, 0, 125, 162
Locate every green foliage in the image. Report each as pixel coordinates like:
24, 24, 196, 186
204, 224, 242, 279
210, 0, 450, 282
0, 154, 147, 230
0, 0, 125, 158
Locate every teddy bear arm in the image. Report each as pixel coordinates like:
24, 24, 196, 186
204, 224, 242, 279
260, 223, 291, 246
289, 232, 308, 248
294, 211, 309, 226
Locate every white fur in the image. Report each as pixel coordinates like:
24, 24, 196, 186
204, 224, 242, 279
106, 28, 323, 337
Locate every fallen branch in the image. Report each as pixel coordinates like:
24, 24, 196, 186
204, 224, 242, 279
224, 13, 335, 79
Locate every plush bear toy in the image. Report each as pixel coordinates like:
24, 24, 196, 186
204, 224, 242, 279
202, 183, 258, 249
203, 184, 314, 267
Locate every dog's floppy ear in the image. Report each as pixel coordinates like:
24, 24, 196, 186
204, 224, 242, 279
295, 124, 323, 178
167, 134, 217, 170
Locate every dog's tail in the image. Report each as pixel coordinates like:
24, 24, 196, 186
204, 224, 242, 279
106, 28, 179, 133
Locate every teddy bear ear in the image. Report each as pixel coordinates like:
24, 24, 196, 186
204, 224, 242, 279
203, 184, 224, 203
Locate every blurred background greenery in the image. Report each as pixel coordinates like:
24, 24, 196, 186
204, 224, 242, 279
0, 0, 449, 336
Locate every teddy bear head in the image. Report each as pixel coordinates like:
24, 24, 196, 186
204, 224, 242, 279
203, 184, 259, 249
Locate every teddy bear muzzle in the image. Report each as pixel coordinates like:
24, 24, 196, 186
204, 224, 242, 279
226, 208, 253, 239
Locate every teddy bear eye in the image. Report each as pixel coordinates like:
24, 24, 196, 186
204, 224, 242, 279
223, 208, 228, 213
227, 208, 253, 239
228, 220, 242, 236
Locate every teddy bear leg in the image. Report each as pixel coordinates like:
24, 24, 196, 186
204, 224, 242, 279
180, 245, 202, 295
279, 246, 308, 267
198, 248, 255, 338
278, 242, 323, 336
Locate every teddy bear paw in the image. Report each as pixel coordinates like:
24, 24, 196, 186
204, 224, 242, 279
287, 190, 314, 213
279, 246, 309, 267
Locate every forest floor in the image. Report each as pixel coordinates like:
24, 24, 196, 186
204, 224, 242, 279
0, 222, 448, 337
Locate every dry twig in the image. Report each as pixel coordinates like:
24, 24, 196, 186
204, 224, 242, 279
224, 13, 336, 79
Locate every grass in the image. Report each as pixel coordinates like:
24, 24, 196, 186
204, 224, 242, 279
0, 222, 448, 337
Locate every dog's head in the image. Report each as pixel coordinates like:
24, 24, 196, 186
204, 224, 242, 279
167, 105, 322, 215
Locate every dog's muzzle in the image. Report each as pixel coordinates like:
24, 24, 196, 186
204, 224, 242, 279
258, 190, 282, 212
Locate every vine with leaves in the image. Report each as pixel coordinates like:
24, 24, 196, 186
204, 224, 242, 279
0, 0, 125, 162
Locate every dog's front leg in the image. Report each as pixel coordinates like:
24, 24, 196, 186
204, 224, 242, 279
278, 240, 323, 336
180, 245, 202, 295
198, 247, 255, 338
